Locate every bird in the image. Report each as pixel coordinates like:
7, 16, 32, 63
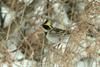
42, 19, 70, 44
42, 19, 53, 30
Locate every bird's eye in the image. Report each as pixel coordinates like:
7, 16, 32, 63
42, 19, 53, 30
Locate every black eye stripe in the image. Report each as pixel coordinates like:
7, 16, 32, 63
42, 19, 53, 30
0, 4, 5, 28
0, 6, 3, 28
43, 25, 51, 30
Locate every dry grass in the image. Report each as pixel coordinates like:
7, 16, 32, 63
0, 0, 100, 67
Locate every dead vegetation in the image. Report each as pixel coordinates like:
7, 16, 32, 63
0, 0, 100, 67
